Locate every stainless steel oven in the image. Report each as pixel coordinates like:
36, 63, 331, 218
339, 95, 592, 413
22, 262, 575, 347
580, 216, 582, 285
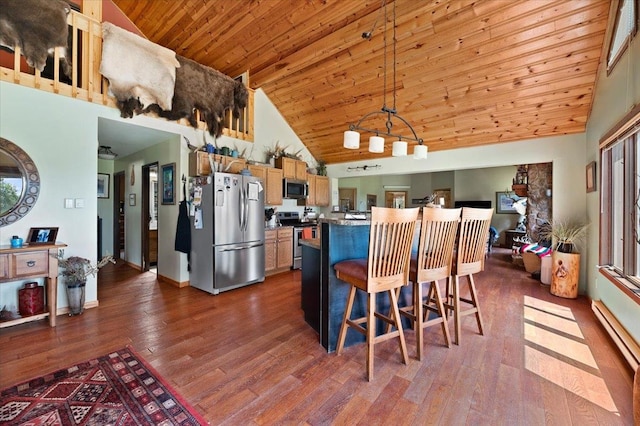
293, 225, 317, 269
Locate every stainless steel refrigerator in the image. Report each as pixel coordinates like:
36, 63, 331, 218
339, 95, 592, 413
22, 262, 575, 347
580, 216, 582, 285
190, 172, 265, 294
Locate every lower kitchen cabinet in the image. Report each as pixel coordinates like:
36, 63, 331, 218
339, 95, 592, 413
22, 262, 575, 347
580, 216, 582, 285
265, 227, 293, 276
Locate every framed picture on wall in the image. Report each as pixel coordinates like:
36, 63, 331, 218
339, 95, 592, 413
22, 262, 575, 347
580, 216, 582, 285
586, 161, 596, 193
97, 173, 109, 198
161, 163, 176, 205
496, 191, 519, 214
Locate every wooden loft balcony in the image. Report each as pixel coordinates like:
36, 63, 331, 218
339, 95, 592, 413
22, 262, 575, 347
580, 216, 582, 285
0, 10, 254, 142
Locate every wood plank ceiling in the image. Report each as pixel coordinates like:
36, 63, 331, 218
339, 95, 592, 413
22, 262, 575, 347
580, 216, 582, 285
111, 0, 611, 165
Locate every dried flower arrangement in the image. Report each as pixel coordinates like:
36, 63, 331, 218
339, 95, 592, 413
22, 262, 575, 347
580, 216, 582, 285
53, 250, 115, 284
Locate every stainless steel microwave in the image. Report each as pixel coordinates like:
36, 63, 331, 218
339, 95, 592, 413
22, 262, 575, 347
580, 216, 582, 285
283, 178, 308, 199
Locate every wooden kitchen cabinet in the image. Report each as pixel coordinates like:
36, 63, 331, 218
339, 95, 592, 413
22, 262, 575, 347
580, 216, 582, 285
247, 164, 267, 181
303, 174, 330, 207
189, 151, 246, 176
265, 167, 283, 205
265, 227, 293, 275
275, 157, 307, 180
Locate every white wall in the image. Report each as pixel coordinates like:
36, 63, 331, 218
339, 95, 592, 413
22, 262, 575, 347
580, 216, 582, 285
1, 82, 105, 311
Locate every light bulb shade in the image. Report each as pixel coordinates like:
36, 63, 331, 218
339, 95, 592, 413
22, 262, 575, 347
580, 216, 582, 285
343, 130, 360, 149
413, 144, 428, 159
392, 141, 407, 157
369, 136, 384, 153
98, 145, 117, 160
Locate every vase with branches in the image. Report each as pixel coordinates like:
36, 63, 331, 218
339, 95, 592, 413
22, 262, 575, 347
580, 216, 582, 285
53, 250, 115, 315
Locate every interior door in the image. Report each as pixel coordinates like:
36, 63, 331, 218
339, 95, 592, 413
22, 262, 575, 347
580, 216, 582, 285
112, 171, 125, 260
385, 191, 407, 208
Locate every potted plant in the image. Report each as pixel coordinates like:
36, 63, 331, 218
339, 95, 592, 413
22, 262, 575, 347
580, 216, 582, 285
53, 250, 115, 315
539, 219, 589, 298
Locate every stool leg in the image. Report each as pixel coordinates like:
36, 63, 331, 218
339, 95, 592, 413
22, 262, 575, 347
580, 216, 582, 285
366, 292, 376, 381
468, 274, 484, 335
415, 281, 424, 360
432, 280, 451, 347
453, 275, 461, 345
336, 285, 357, 355
389, 288, 409, 366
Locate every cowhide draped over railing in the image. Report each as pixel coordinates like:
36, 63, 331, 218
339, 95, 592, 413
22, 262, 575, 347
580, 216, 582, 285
0, 9, 254, 142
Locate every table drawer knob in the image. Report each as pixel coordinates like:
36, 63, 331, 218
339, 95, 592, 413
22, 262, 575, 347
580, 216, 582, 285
27, 260, 36, 267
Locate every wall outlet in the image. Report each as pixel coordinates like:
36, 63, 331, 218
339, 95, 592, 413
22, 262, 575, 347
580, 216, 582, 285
74, 198, 85, 208
64, 198, 73, 209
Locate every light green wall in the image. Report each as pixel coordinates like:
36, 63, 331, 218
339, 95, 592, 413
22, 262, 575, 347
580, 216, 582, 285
585, 27, 640, 342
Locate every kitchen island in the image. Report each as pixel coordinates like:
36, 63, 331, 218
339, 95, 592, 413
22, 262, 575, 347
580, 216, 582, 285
301, 217, 412, 352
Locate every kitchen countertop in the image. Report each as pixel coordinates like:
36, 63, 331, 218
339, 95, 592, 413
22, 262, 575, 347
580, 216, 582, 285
265, 225, 293, 231
300, 238, 320, 249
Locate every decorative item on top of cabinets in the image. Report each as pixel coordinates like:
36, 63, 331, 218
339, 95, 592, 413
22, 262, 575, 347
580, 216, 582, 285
316, 160, 327, 176
512, 164, 528, 196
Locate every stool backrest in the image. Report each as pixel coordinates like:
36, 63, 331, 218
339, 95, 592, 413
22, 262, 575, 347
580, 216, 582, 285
415, 207, 462, 283
367, 207, 419, 292
455, 207, 494, 276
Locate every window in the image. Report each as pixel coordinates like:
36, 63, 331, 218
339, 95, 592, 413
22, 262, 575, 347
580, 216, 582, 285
607, 0, 638, 73
600, 107, 640, 296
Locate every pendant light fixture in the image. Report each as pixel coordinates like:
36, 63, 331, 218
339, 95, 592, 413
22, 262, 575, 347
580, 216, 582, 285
343, 0, 427, 158
98, 145, 118, 160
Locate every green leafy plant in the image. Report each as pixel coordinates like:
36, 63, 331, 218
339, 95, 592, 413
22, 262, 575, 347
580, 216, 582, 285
316, 159, 327, 176
539, 219, 589, 253
53, 250, 115, 284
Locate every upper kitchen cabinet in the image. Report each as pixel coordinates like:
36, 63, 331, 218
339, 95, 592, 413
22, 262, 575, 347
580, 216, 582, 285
265, 167, 283, 205
189, 151, 246, 176
247, 163, 283, 206
304, 174, 329, 207
275, 157, 307, 180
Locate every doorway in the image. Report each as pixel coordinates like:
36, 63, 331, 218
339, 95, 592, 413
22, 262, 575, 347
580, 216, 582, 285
142, 163, 159, 272
385, 191, 407, 208
112, 171, 125, 260
338, 188, 357, 212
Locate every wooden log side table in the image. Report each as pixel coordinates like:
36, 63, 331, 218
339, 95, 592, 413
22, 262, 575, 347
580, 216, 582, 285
0, 242, 66, 328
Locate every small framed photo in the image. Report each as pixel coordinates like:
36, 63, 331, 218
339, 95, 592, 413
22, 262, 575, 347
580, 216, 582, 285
129, 193, 136, 206
586, 161, 596, 193
496, 191, 520, 214
97, 173, 110, 198
27, 227, 59, 245
161, 163, 176, 205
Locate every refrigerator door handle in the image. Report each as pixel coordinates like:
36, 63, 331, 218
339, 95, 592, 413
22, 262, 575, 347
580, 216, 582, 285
219, 242, 264, 252
238, 184, 244, 231
243, 185, 250, 231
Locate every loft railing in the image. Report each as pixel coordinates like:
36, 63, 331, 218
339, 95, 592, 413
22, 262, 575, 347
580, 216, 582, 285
0, 10, 254, 142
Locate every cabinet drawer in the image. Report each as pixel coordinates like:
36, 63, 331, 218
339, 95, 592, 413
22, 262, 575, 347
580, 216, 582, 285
12, 251, 48, 277
277, 228, 293, 239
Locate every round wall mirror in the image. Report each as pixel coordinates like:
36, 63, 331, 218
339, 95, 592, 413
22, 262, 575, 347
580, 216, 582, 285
0, 138, 40, 227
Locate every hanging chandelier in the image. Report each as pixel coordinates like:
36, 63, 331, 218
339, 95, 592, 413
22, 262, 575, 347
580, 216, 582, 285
98, 145, 118, 160
343, 0, 427, 159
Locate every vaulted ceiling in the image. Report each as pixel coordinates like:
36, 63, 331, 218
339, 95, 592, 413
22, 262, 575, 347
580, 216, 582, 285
111, 0, 612, 165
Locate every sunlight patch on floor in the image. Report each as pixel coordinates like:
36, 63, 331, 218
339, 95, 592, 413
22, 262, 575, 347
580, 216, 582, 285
523, 296, 619, 414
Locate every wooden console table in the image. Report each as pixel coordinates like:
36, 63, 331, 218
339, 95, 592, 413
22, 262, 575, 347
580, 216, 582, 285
0, 243, 66, 328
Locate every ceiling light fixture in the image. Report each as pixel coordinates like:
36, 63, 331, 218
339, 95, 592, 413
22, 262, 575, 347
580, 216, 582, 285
343, 0, 427, 158
347, 164, 382, 172
98, 145, 117, 160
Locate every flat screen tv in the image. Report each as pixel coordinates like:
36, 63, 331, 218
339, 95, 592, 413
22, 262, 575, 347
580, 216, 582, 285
454, 200, 492, 209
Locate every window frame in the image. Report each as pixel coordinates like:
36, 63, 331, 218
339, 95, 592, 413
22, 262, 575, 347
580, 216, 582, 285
599, 104, 640, 304
606, 0, 639, 75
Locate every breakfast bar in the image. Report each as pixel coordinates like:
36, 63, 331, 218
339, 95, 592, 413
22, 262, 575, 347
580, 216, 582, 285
301, 217, 413, 352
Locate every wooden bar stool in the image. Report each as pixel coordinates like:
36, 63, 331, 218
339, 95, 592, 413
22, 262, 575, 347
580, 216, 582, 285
399, 207, 461, 360
334, 206, 419, 381
447, 207, 494, 345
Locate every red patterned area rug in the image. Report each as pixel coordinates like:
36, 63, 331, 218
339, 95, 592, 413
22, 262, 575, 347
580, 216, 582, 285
0, 346, 208, 425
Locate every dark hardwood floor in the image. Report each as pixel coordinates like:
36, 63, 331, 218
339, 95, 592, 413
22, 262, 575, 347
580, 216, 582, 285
0, 248, 634, 425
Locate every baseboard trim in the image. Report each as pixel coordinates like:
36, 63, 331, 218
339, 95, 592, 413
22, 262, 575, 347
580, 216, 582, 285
592, 300, 640, 370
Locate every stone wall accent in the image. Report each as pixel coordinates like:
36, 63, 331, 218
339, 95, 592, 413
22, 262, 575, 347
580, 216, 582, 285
526, 162, 552, 242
